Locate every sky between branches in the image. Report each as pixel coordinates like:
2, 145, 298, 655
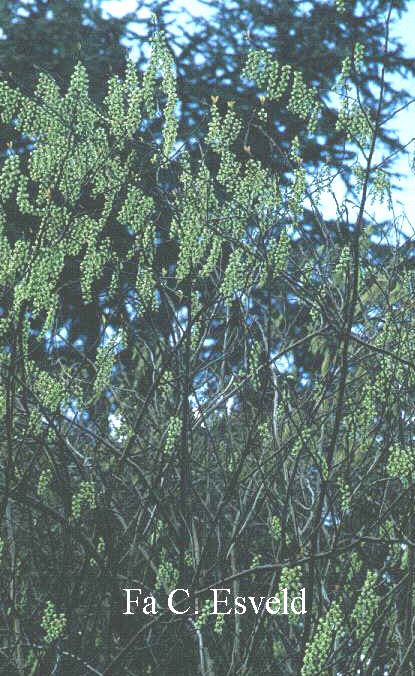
103, 0, 415, 243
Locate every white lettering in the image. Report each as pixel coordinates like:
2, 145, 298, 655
168, 588, 190, 615
212, 588, 232, 614
248, 597, 265, 614
265, 596, 280, 615
291, 588, 307, 614
123, 588, 142, 615
234, 596, 246, 614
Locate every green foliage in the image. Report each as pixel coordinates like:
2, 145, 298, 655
40, 601, 67, 644
71, 481, 96, 519
1, 5, 415, 676
301, 602, 345, 675
155, 549, 179, 592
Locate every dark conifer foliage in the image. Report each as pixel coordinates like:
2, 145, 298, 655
1, 0, 414, 401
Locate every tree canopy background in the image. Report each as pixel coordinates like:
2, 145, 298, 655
1, 0, 414, 409
1, 2, 415, 675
